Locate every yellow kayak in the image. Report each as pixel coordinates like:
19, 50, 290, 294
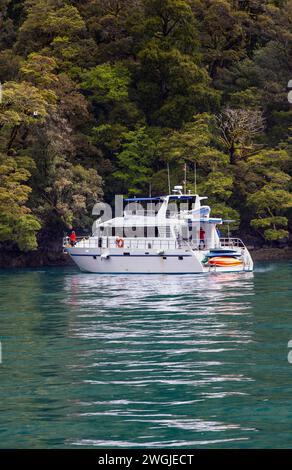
208, 257, 243, 267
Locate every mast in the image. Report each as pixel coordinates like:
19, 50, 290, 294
167, 162, 171, 194
183, 162, 187, 194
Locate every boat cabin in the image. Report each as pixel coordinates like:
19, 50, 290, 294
93, 190, 223, 251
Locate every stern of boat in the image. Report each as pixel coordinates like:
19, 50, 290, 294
199, 238, 253, 272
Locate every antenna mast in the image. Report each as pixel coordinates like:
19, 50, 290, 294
167, 162, 171, 194
183, 162, 187, 194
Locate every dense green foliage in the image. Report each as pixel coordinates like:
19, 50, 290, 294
0, 0, 291, 250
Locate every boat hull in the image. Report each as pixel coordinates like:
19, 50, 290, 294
66, 247, 253, 274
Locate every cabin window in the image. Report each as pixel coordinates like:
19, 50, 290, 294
163, 256, 167, 260
123, 252, 130, 256
145, 227, 154, 237
144, 227, 156, 238
178, 256, 183, 260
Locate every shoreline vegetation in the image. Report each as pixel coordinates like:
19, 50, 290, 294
1, 245, 291, 269
0, 1, 291, 262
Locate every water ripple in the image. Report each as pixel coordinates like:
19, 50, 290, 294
1, 265, 292, 448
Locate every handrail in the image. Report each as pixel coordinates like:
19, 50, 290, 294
106, 237, 177, 251
219, 238, 245, 248
63, 235, 90, 246
63, 236, 179, 250
63, 236, 246, 251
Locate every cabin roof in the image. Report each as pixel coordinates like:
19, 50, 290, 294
124, 195, 196, 203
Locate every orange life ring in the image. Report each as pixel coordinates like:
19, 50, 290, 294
116, 238, 124, 248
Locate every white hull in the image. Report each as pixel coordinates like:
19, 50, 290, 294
67, 247, 253, 274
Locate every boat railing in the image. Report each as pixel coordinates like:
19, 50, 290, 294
63, 236, 94, 248
63, 236, 246, 251
104, 237, 177, 251
219, 238, 245, 248
63, 236, 179, 250
104, 237, 222, 251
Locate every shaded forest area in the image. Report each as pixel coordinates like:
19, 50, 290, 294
0, 0, 291, 265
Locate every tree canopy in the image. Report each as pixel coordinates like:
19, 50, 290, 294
0, 0, 291, 252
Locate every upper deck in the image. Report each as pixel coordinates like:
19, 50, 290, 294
63, 188, 243, 252
98, 191, 221, 230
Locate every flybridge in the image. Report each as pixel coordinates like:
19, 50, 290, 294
123, 192, 206, 221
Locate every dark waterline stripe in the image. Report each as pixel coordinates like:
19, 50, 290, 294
71, 254, 193, 258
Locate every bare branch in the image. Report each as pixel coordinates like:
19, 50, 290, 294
216, 108, 265, 162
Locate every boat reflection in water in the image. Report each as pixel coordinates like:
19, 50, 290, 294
63, 270, 257, 448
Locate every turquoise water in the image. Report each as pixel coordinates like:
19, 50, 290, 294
1, 263, 292, 449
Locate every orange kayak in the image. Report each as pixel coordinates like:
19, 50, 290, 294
208, 257, 243, 267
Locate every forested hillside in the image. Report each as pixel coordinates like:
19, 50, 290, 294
0, 0, 291, 260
